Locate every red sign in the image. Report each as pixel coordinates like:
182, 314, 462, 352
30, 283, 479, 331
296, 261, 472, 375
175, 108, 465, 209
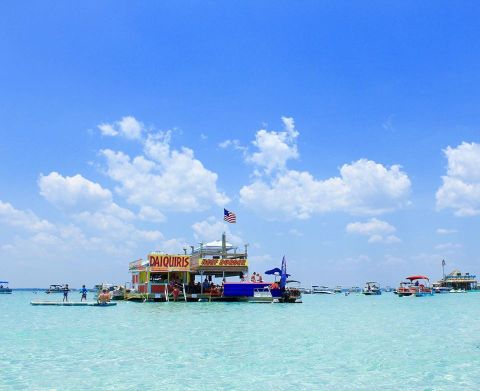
199, 258, 248, 267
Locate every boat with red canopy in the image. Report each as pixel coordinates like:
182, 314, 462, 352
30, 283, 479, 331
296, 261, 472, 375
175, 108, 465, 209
397, 275, 433, 297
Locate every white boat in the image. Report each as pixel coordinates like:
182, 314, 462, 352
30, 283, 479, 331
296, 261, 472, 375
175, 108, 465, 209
249, 287, 275, 303
45, 284, 67, 294
111, 286, 128, 300
312, 285, 334, 294
0, 281, 12, 294
362, 282, 382, 295
433, 286, 451, 294
449, 288, 466, 293
300, 288, 312, 294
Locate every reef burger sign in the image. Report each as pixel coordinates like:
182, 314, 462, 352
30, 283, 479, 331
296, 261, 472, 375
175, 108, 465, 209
148, 254, 191, 272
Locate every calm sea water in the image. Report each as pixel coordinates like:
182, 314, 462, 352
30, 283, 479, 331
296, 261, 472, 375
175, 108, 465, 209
1, 291, 479, 390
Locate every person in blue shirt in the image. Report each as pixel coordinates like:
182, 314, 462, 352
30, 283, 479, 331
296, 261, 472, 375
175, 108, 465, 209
80, 285, 87, 302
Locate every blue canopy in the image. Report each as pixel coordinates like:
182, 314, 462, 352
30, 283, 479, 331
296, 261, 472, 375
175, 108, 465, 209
265, 268, 290, 277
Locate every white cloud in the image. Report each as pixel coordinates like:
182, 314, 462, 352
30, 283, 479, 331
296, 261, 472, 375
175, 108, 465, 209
98, 123, 118, 136
39, 172, 113, 211
237, 116, 411, 220
0, 200, 55, 232
98, 116, 144, 140
218, 139, 246, 152
0, 201, 123, 258
160, 238, 188, 254
443, 142, 480, 180
246, 116, 299, 174
38, 171, 165, 246
138, 206, 166, 223
436, 228, 457, 235
32, 232, 61, 246
101, 130, 229, 212
435, 242, 462, 251
346, 218, 396, 236
191, 216, 243, 246
135, 230, 164, 242
436, 142, 480, 216
240, 159, 411, 219
346, 218, 400, 244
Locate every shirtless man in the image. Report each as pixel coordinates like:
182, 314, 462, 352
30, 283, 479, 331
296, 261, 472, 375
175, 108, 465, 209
97, 289, 111, 304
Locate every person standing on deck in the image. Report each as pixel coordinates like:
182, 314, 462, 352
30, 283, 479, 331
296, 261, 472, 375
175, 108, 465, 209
202, 277, 210, 292
63, 284, 70, 302
80, 285, 87, 302
172, 286, 180, 301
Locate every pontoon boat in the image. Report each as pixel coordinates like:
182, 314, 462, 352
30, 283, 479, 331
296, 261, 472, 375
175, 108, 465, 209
397, 276, 433, 297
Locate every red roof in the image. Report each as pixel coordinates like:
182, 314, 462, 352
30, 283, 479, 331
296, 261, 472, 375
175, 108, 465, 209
406, 275, 429, 281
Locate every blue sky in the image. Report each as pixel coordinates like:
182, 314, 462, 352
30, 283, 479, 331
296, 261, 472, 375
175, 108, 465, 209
1, 1, 480, 287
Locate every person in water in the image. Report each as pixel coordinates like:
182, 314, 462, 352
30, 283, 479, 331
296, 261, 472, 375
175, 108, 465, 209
80, 285, 87, 302
63, 284, 69, 302
97, 289, 111, 304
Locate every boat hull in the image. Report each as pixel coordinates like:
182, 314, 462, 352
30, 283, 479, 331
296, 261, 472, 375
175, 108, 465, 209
362, 291, 381, 295
415, 291, 434, 297
248, 297, 275, 303
223, 282, 282, 297
223, 283, 301, 303
31, 301, 117, 306
398, 289, 433, 297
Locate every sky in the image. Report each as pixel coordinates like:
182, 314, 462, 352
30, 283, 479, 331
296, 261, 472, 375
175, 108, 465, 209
1, 1, 480, 288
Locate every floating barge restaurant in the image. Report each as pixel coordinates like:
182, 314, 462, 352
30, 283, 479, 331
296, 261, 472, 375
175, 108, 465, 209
127, 233, 301, 303
434, 269, 478, 291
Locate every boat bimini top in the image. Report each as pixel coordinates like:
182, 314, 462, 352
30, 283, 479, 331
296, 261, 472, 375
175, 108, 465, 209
406, 276, 429, 281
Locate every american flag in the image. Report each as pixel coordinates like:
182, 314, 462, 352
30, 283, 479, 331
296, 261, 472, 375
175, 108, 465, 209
224, 208, 236, 223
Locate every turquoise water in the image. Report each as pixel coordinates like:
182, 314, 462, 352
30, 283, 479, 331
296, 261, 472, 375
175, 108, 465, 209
1, 292, 480, 390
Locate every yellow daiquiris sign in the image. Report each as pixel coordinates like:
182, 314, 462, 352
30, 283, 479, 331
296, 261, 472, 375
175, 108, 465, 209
148, 254, 191, 272
198, 258, 248, 267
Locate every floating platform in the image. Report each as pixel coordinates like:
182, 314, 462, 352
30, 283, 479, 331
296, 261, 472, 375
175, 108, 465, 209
30, 301, 117, 307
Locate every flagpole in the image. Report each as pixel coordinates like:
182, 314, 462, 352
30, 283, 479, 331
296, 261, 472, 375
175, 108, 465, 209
442, 259, 445, 280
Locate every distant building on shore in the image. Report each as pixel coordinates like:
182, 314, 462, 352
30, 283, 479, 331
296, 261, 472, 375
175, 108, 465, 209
436, 270, 478, 291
